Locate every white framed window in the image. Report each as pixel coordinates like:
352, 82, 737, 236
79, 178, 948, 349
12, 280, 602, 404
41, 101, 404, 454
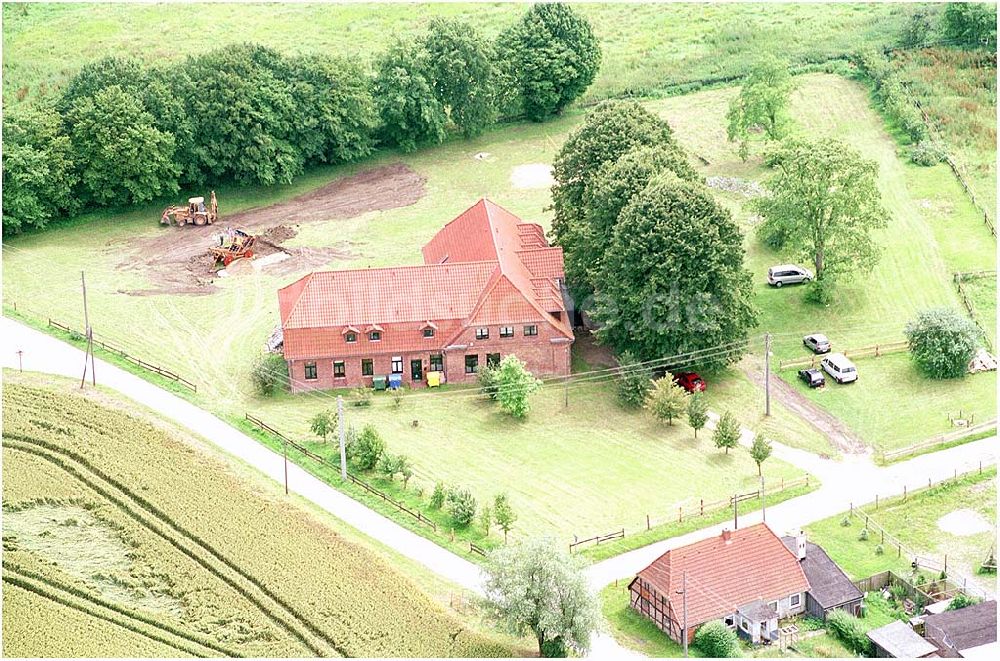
391, 356, 403, 373
500, 326, 514, 338
476, 327, 489, 340
790, 594, 801, 607
768, 601, 778, 612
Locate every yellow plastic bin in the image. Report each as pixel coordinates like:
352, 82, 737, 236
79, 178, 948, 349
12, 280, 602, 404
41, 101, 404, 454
426, 371, 442, 388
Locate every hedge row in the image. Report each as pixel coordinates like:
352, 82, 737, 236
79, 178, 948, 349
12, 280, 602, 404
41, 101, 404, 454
2, 3, 600, 235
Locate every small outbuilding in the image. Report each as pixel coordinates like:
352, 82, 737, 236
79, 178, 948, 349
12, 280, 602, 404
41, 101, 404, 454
867, 620, 938, 658
781, 533, 864, 619
923, 599, 997, 658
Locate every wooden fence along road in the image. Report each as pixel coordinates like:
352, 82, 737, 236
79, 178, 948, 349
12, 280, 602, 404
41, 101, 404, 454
881, 418, 998, 463
569, 476, 811, 552
778, 341, 909, 370
48, 318, 198, 391
243, 413, 442, 534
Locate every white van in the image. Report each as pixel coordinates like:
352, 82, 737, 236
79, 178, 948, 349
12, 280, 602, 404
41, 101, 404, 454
821, 353, 858, 384
767, 264, 813, 287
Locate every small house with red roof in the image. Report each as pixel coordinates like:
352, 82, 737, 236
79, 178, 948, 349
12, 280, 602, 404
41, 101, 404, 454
278, 199, 573, 392
629, 524, 811, 646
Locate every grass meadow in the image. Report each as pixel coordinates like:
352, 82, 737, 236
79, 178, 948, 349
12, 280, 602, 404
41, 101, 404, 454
3, 1, 921, 106
805, 467, 997, 593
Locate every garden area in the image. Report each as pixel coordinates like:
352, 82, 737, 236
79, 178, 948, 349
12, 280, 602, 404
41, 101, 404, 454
805, 467, 997, 593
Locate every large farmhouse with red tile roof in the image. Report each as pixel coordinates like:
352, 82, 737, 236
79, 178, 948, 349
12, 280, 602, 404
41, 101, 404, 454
278, 199, 574, 392
629, 524, 811, 646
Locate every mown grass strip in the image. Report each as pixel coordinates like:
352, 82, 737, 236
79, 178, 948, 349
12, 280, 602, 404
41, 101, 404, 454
3, 436, 341, 657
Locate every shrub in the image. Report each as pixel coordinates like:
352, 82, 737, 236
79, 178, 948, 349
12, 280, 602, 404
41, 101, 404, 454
446, 487, 477, 527
876, 544, 885, 555
858, 528, 869, 541
694, 620, 741, 658
376, 452, 402, 479
540, 637, 567, 658
910, 140, 948, 166
644, 375, 688, 426
905, 308, 980, 379
947, 593, 981, 610
430, 482, 447, 509
804, 276, 836, 305
478, 363, 500, 400
349, 424, 385, 470
494, 355, 542, 418
615, 351, 652, 408
840, 515, 851, 527
353, 387, 373, 407
250, 353, 288, 396
826, 609, 871, 656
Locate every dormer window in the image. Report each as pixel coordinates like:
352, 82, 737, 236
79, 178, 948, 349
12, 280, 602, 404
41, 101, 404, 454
369, 331, 381, 342
423, 328, 435, 338
421, 321, 437, 339
345, 332, 357, 343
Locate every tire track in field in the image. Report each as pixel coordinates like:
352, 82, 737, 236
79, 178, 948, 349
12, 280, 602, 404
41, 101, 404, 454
2, 564, 236, 658
3, 436, 347, 658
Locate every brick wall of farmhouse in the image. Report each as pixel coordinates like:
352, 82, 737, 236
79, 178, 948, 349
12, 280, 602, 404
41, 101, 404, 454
286, 322, 570, 392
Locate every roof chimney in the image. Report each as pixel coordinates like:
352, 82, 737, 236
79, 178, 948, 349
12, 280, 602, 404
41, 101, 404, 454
796, 530, 807, 561
721, 529, 732, 543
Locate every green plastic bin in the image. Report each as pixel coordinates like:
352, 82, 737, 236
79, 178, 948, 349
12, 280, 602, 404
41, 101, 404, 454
372, 375, 387, 391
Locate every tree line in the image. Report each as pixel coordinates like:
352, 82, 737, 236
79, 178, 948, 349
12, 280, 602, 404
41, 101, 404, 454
2, 2, 601, 234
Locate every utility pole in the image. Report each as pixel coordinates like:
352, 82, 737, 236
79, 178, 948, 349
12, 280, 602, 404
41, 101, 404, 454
760, 474, 767, 523
79, 271, 96, 388
338, 395, 347, 481
764, 332, 772, 417
681, 571, 689, 658
282, 436, 288, 495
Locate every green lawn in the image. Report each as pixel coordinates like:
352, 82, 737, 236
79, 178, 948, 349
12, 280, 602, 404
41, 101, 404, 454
779, 352, 996, 452
806, 468, 997, 593
965, 275, 998, 344
3, 2, 919, 107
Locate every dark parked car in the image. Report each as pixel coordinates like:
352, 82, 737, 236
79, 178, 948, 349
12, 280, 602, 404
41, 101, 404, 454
803, 333, 832, 354
798, 368, 825, 388
674, 372, 706, 393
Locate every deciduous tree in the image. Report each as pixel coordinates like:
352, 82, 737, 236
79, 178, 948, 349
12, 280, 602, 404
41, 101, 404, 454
309, 409, 338, 442
687, 391, 709, 439
592, 178, 757, 366
374, 40, 448, 152
494, 355, 542, 418
713, 411, 741, 455
750, 433, 773, 476
753, 138, 887, 297
645, 376, 688, 426
942, 2, 997, 48
422, 18, 498, 137
494, 493, 518, 543
726, 53, 793, 160
615, 350, 653, 409
480, 537, 600, 656
905, 307, 980, 379
501, 2, 601, 121
447, 487, 478, 527
67, 85, 179, 205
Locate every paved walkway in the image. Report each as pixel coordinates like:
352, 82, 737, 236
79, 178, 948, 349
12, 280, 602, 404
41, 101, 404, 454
4, 316, 995, 654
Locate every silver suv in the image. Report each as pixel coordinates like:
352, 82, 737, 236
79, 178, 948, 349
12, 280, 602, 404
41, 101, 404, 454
767, 264, 813, 287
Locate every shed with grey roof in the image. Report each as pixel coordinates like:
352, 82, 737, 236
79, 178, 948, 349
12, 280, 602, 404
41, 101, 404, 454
782, 534, 864, 619
868, 620, 938, 658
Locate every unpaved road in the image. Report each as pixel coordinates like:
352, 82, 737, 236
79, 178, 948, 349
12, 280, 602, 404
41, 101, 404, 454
117, 163, 426, 296
743, 365, 868, 454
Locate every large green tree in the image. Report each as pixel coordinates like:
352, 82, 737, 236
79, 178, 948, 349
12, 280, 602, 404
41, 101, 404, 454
67, 85, 179, 205
942, 2, 997, 48
753, 138, 887, 294
905, 307, 981, 379
421, 18, 498, 137
592, 178, 758, 366
183, 43, 303, 186
494, 355, 543, 418
726, 53, 793, 161
480, 537, 600, 656
374, 40, 448, 152
501, 2, 601, 121
551, 101, 681, 299
285, 54, 377, 166
2, 104, 79, 233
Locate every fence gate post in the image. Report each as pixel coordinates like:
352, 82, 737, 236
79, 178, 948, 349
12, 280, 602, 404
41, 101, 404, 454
646, 514, 650, 531
700, 498, 704, 515
678, 506, 682, 523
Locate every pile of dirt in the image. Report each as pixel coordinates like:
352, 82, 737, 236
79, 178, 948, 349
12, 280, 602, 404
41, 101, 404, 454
706, 176, 765, 198
117, 163, 425, 296
937, 509, 993, 536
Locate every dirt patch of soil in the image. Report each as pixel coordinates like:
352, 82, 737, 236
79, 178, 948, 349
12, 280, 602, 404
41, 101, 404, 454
742, 366, 868, 454
510, 163, 555, 190
572, 330, 617, 371
938, 509, 993, 536
117, 163, 424, 296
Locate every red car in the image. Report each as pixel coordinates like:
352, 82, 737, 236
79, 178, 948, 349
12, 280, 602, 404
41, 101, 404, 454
674, 371, 706, 393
